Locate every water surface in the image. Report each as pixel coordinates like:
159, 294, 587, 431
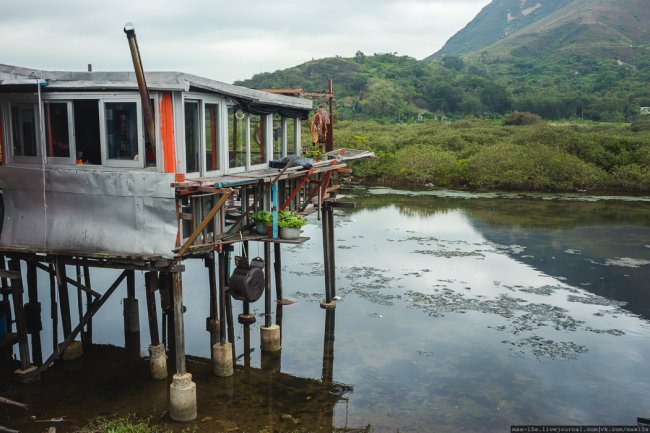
3, 187, 650, 432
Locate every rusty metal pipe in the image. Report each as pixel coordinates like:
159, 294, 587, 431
124, 23, 156, 148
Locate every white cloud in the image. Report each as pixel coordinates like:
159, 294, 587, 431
0, 0, 490, 83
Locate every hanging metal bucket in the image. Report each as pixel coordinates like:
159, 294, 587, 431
229, 256, 265, 302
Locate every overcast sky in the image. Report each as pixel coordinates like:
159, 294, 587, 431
0, 0, 490, 84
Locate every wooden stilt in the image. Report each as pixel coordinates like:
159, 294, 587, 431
54, 258, 72, 339
144, 271, 160, 346
171, 270, 186, 375
75, 265, 83, 341
273, 243, 283, 302
218, 252, 227, 346
8, 259, 31, 370
219, 251, 236, 360
321, 206, 333, 303
48, 263, 58, 354
26, 262, 43, 366
264, 242, 272, 328
207, 253, 218, 350
327, 205, 336, 299
82, 264, 93, 346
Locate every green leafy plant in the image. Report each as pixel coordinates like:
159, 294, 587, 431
303, 146, 325, 160
251, 210, 273, 226
278, 210, 306, 228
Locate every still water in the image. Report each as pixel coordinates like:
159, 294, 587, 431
4, 187, 650, 432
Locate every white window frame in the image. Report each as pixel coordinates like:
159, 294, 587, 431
44, 101, 76, 165
3, 96, 41, 164
225, 105, 248, 175
201, 97, 225, 177
100, 97, 145, 169
249, 113, 269, 172
183, 98, 201, 177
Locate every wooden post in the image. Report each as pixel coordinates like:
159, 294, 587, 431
273, 243, 283, 302
26, 262, 42, 366
321, 206, 332, 303
144, 271, 160, 347
82, 264, 93, 346
207, 253, 218, 350
8, 258, 31, 370
327, 79, 334, 153
264, 242, 272, 328
48, 263, 58, 354
218, 252, 227, 346
327, 205, 336, 299
171, 270, 186, 375
55, 259, 72, 339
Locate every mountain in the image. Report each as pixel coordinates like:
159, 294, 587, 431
429, 0, 650, 64
427, 0, 573, 59
476, 0, 650, 64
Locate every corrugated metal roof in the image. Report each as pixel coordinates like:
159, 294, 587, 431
0, 64, 312, 111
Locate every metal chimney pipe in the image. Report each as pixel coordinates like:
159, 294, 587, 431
124, 23, 156, 149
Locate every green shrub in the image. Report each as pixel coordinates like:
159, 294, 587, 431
503, 111, 543, 125
251, 210, 273, 226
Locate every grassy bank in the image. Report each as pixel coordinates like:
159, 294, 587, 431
328, 119, 650, 192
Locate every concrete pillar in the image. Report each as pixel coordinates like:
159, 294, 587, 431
169, 372, 197, 422
149, 343, 167, 380
260, 324, 281, 352
212, 342, 233, 377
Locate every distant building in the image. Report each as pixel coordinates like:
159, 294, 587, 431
640, 107, 650, 115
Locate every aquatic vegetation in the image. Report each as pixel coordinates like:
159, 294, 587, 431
76, 415, 174, 433
503, 336, 588, 361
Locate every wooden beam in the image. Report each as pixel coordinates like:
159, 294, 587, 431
178, 189, 234, 257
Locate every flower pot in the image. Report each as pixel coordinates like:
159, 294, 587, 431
279, 226, 302, 239
255, 222, 267, 235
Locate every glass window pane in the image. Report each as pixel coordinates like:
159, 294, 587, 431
250, 114, 266, 165
45, 103, 70, 158
184, 101, 200, 173
272, 114, 282, 160
228, 108, 246, 169
205, 104, 219, 172
286, 118, 296, 155
11, 104, 38, 157
105, 102, 138, 160
74, 100, 101, 164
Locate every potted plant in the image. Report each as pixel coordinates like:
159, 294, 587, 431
303, 146, 325, 162
278, 210, 306, 239
251, 210, 273, 235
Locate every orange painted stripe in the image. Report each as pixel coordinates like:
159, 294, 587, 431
159, 92, 176, 173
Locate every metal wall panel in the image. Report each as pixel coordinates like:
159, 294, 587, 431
0, 166, 178, 258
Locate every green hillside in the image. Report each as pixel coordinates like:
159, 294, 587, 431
235, 0, 650, 123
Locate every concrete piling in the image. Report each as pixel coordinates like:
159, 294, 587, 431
212, 342, 233, 377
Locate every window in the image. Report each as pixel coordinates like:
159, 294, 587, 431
184, 101, 200, 173
11, 104, 38, 158
45, 103, 70, 158
228, 107, 246, 169
272, 114, 283, 160
105, 102, 139, 162
205, 103, 219, 172
44, 102, 77, 164
286, 118, 297, 155
74, 100, 101, 165
250, 114, 266, 166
